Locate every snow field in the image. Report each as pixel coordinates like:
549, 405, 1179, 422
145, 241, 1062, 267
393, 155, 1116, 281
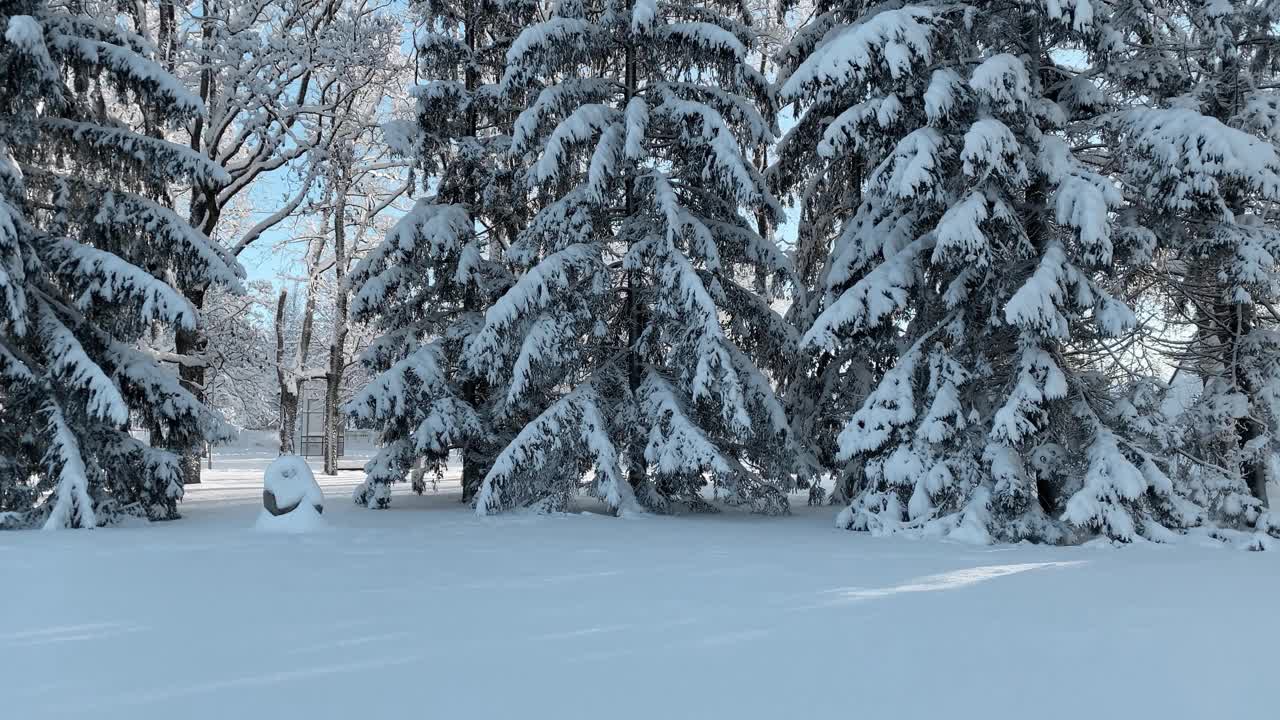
2, 451, 1277, 719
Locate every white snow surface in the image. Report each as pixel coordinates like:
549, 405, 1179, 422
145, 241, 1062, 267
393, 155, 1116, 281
3, 446, 1278, 719
254, 503, 325, 533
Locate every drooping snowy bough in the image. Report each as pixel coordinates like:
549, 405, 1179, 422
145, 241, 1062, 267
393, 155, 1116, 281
0, 1, 239, 528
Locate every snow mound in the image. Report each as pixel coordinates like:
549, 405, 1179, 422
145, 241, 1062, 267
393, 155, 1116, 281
254, 504, 326, 533
262, 456, 324, 516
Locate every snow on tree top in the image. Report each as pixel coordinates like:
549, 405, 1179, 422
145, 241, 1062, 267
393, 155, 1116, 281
5, 15, 44, 51
780, 8, 937, 103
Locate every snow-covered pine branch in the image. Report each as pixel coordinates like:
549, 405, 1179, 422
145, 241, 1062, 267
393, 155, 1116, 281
476, 381, 640, 515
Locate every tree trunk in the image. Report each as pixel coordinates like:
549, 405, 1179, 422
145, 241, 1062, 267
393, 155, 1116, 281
174, 285, 207, 484
276, 232, 325, 456
323, 184, 349, 476
275, 290, 298, 454
1213, 182, 1270, 509
461, 438, 483, 503
458, 2, 488, 503
1240, 420, 1270, 508
158, 0, 176, 73
752, 54, 770, 240
171, 1, 221, 481
622, 40, 647, 494
279, 390, 299, 455
1221, 303, 1270, 508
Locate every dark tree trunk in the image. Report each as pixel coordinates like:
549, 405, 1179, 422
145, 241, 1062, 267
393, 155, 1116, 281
1240, 420, 1270, 507
323, 184, 349, 476
461, 437, 483, 503
284, 233, 324, 455
158, 0, 177, 73
174, 8, 221, 485
275, 290, 298, 455
174, 285, 207, 484
458, 2, 489, 503
1219, 302, 1270, 508
753, 54, 770, 240
1213, 178, 1270, 509
621, 40, 647, 494
279, 392, 299, 455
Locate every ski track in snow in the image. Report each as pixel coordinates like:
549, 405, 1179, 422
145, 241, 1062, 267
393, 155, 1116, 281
1, 451, 1277, 719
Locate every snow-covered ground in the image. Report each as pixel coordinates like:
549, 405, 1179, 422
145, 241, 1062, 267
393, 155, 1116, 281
3, 443, 1278, 719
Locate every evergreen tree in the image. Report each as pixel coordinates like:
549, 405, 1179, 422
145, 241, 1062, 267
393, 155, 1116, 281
0, 0, 241, 527
781, 1, 1191, 542
462, 0, 798, 515
347, 0, 538, 508
1109, 0, 1280, 534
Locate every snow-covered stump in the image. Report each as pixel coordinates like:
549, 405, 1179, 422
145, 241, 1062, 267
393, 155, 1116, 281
256, 456, 325, 532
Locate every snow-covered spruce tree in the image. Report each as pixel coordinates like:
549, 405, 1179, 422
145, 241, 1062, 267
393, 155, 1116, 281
0, 1, 239, 527
782, 2, 1196, 542
1107, 0, 1280, 536
346, 0, 538, 508
463, 0, 798, 515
